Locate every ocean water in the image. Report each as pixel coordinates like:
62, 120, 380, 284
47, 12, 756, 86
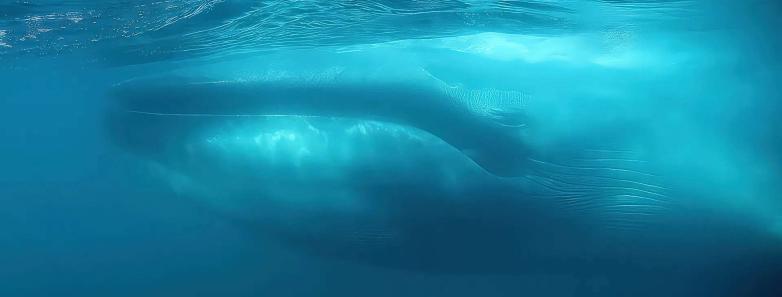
1, 1, 781, 296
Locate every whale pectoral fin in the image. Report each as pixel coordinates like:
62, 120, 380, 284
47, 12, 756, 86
520, 149, 670, 231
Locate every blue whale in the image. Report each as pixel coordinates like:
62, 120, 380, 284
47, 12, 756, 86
108, 70, 782, 296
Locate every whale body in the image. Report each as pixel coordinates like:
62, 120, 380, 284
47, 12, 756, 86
108, 65, 782, 296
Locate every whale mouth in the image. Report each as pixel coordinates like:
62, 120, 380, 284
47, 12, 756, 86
109, 75, 534, 177
107, 101, 488, 221
107, 98, 482, 180
109, 87, 459, 165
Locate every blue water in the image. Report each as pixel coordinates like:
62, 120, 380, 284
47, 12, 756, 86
1, 1, 781, 296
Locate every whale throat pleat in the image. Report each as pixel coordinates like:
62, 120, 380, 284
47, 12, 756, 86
520, 149, 670, 231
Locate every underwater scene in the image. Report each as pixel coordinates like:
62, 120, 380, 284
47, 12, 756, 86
1, 1, 781, 296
